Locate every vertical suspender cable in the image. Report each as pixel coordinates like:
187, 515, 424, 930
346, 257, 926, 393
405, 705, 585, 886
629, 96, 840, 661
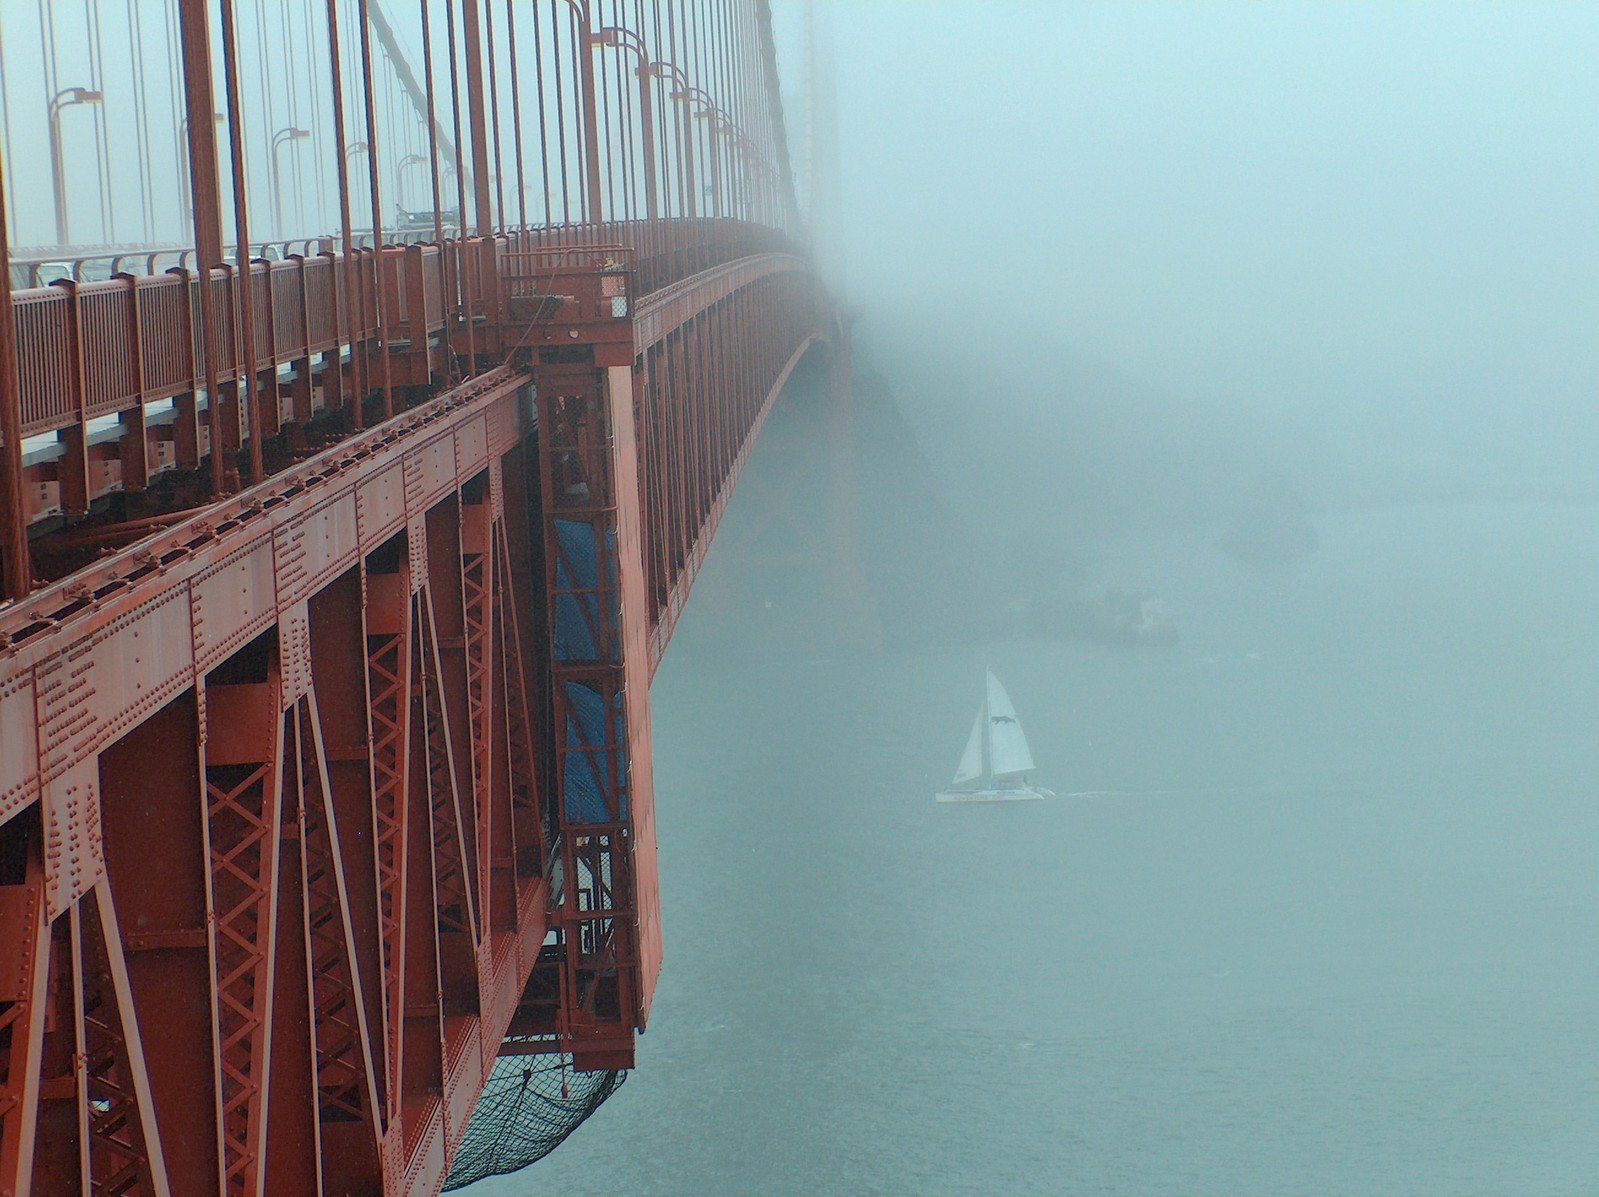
128, 0, 157, 242
686, 0, 708, 217
37, 1, 59, 243
714, 0, 731, 218
0, 132, 30, 599
218, 0, 264, 484
418, 0, 446, 243
701, 0, 721, 218
666, 0, 687, 218
283, 0, 307, 235
304, 0, 329, 234
0, 22, 17, 247
716, 0, 729, 218
738, 0, 750, 221
531, 0, 553, 225
739, 0, 756, 221
598, 0, 616, 222
565, 2, 587, 224
355, 0, 396, 417
648, 0, 672, 220
37, 2, 59, 159
385, 59, 400, 215
165, 0, 184, 241
735, 0, 747, 217
444, 0, 478, 363
729, 0, 745, 220
255, 0, 277, 237
325, 0, 365, 427
505, 0, 528, 233
459, 0, 496, 235
571, 0, 604, 225
484, 0, 508, 232
85, 0, 113, 242
617, 0, 632, 222
550, 0, 572, 223
617, 0, 637, 223
710, 0, 724, 217
176, 0, 229, 496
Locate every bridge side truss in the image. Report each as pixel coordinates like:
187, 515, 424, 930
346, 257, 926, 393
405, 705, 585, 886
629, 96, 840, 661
0, 249, 831, 1194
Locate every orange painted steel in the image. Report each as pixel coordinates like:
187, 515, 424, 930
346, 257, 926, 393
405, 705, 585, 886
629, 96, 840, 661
0, 247, 834, 1194
0, 1, 829, 1190
4, 220, 788, 531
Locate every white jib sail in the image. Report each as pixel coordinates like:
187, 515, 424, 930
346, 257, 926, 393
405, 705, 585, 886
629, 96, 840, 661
952, 706, 985, 785
985, 670, 1035, 776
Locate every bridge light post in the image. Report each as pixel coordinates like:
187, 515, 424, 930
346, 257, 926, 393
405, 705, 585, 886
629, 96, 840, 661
722, 126, 758, 222
720, 122, 772, 225
729, 129, 771, 224
177, 111, 226, 226
554, 0, 604, 223
270, 126, 312, 238
591, 27, 659, 222
344, 141, 372, 232
442, 165, 461, 233
672, 86, 726, 219
651, 62, 698, 218
396, 153, 429, 212
48, 87, 104, 245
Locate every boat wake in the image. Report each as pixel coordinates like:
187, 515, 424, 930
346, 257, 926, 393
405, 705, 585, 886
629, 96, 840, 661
1063, 783, 1383, 799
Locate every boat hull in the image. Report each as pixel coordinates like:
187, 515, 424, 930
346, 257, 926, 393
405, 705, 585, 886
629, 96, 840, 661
935, 787, 1049, 804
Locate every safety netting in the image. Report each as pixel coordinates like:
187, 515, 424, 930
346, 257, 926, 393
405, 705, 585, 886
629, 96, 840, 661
441, 1053, 626, 1190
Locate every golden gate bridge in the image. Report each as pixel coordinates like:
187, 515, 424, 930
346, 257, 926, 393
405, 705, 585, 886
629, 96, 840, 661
0, 1, 851, 1191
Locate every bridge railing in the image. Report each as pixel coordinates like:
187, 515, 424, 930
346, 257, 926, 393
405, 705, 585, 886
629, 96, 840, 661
1, 218, 794, 532
6, 239, 342, 289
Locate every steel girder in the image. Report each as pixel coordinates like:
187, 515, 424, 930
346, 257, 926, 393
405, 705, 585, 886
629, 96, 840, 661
0, 250, 833, 1193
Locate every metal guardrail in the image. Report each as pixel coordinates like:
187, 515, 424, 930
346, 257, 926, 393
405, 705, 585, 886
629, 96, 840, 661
6, 219, 787, 436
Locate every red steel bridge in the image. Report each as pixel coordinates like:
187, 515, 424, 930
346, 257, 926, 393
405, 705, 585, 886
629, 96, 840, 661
0, 1, 844, 1192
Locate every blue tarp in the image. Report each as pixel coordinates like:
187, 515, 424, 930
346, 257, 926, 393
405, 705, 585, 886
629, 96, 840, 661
562, 679, 629, 823
551, 518, 619, 663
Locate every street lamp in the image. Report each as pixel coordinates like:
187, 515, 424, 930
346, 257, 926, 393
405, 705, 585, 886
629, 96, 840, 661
727, 129, 771, 223
178, 111, 226, 224
343, 142, 373, 234
557, 0, 605, 222
396, 153, 428, 211
592, 27, 660, 221
270, 126, 312, 237
651, 63, 699, 218
704, 108, 751, 222
672, 87, 730, 219
48, 87, 104, 245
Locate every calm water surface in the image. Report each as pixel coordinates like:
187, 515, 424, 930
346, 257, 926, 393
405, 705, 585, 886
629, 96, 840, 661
483, 498, 1599, 1196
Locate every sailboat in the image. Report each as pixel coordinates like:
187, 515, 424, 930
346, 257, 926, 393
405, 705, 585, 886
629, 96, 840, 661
936, 671, 1054, 803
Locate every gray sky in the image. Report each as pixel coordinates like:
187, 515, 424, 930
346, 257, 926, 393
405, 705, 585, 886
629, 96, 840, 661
5, 0, 1593, 511
774, 1, 1599, 516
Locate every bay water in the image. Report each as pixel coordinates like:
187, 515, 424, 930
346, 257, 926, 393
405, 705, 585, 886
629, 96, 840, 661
484, 494, 1599, 1195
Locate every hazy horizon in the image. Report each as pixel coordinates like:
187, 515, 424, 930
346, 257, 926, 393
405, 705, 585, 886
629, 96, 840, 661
773, 1, 1598, 530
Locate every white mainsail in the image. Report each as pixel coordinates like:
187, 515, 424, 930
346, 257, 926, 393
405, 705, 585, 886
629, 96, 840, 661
952, 707, 985, 784
984, 670, 1035, 777
949, 671, 1036, 787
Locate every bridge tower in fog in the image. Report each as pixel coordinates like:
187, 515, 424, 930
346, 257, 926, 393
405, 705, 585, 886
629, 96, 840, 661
0, 1, 859, 1191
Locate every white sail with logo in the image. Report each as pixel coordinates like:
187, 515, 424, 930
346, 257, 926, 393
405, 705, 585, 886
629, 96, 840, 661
947, 670, 1038, 790
984, 670, 1035, 777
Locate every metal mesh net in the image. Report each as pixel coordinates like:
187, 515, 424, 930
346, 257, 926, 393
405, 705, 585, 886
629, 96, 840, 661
442, 1052, 626, 1190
